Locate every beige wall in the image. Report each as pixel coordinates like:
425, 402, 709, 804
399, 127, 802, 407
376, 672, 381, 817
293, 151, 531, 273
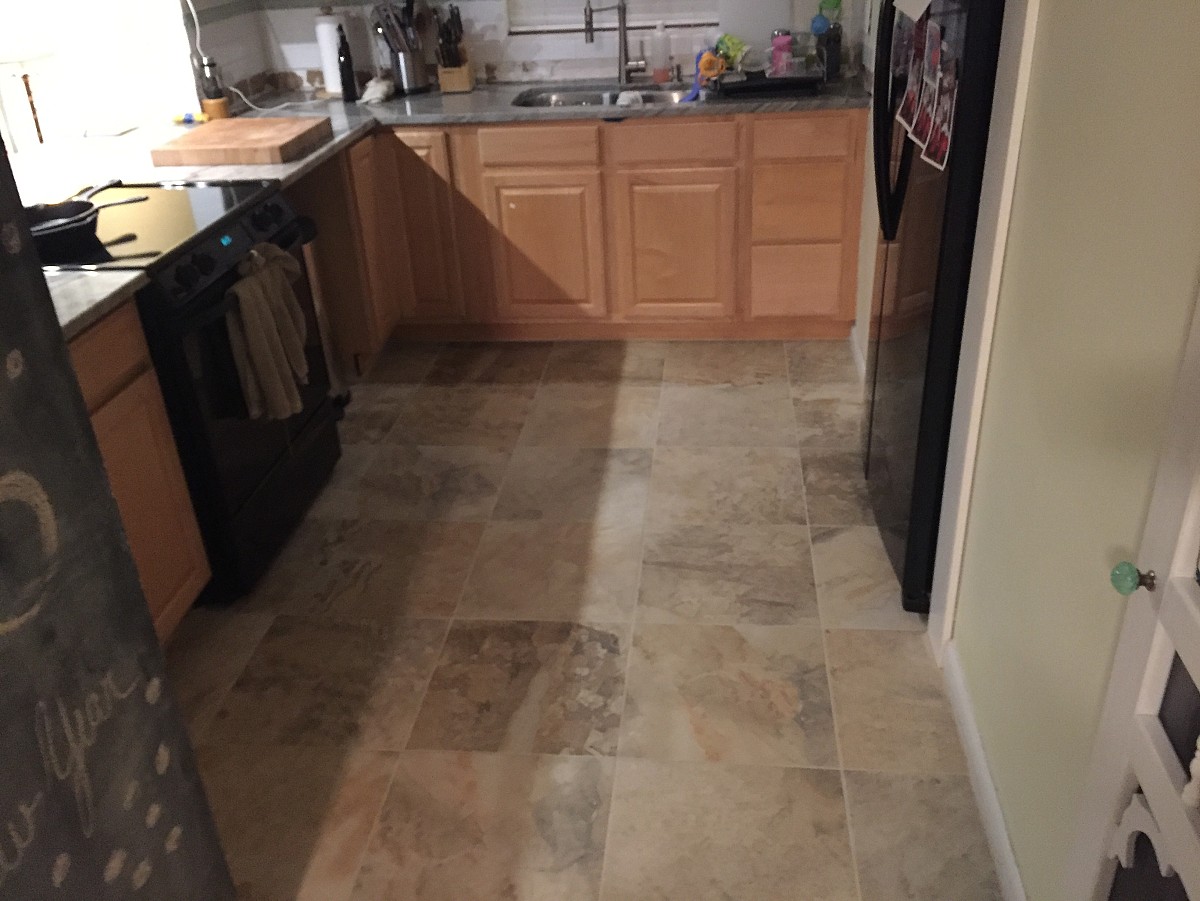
952, 2, 1200, 899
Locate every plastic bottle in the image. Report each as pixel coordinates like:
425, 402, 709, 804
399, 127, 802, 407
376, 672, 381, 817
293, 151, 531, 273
337, 25, 358, 102
650, 22, 672, 83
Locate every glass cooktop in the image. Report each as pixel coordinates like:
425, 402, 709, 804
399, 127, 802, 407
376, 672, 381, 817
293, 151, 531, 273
38, 180, 277, 271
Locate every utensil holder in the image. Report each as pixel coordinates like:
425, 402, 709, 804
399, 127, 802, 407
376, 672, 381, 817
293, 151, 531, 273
437, 45, 474, 93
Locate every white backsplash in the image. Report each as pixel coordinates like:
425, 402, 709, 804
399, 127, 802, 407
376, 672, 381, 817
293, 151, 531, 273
200, 0, 868, 89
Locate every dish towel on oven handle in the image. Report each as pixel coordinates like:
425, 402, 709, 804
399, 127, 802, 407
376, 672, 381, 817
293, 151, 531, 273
226, 243, 310, 420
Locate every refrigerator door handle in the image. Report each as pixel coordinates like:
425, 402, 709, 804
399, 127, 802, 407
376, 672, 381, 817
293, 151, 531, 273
873, 0, 915, 241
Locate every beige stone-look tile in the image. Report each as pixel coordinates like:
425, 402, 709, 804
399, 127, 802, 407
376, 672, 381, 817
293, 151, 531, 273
657, 385, 797, 447
803, 449, 877, 526
458, 521, 642, 623
351, 751, 613, 901
543, 341, 668, 385
339, 385, 414, 445
844, 771, 1002, 901
360, 445, 510, 521
197, 741, 397, 901
520, 384, 660, 448
209, 615, 448, 751
385, 386, 535, 449
825, 630, 967, 774
638, 523, 817, 625
366, 341, 443, 384
407, 620, 627, 756
493, 448, 652, 524
647, 447, 806, 527
165, 608, 275, 743
787, 340, 860, 384
246, 520, 484, 621
307, 443, 382, 520
811, 526, 925, 631
663, 341, 789, 387
601, 760, 858, 901
620, 624, 837, 768
793, 382, 865, 452
423, 342, 552, 387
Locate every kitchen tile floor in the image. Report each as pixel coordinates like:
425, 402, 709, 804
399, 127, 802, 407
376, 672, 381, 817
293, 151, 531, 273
166, 340, 1002, 901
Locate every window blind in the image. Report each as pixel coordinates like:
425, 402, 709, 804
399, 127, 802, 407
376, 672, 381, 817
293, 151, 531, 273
508, 0, 718, 32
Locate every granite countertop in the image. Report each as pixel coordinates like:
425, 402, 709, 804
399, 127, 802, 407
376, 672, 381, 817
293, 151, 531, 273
366, 77, 870, 125
31, 76, 869, 337
46, 271, 149, 341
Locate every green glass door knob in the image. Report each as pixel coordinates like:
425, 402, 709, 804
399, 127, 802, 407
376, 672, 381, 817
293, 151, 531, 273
1111, 562, 1156, 596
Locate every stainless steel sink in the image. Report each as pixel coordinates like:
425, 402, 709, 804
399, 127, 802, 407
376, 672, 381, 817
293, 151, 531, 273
513, 83, 693, 108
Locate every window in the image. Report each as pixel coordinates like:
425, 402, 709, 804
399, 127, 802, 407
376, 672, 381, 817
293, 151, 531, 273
508, 0, 718, 33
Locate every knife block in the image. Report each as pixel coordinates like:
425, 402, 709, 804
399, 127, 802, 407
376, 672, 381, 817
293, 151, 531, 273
437, 46, 475, 93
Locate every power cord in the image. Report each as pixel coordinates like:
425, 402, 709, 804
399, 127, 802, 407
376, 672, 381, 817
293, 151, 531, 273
182, 0, 326, 113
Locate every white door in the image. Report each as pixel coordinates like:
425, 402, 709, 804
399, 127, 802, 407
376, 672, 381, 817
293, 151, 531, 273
1067, 288, 1200, 899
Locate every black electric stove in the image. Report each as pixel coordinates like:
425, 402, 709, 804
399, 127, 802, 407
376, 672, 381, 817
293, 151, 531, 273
43, 180, 341, 598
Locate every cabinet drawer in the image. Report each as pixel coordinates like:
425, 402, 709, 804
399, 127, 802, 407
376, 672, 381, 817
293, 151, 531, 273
606, 119, 738, 165
752, 160, 847, 243
68, 300, 150, 414
478, 125, 601, 167
753, 115, 853, 160
750, 244, 843, 319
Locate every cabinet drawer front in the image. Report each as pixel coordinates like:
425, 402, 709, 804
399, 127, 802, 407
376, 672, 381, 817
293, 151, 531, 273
753, 115, 853, 160
68, 300, 150, 414
478, 125, 601, 167
750, 244, 843, 319
752, 160, 847, 243
606, 120, 738, 165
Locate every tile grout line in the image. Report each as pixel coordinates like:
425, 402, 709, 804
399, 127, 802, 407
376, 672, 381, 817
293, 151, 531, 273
596, 356, 662, 901
792, 342, 868, 901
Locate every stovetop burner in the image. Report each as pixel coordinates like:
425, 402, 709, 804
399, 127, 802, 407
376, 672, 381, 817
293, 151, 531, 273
40, 180, 278, 272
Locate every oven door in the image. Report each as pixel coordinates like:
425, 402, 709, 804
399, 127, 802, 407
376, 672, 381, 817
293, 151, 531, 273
166, 220, 332, 519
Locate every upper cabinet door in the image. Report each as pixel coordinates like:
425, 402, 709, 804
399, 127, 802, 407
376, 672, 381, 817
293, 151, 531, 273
388, 129, 465, 320
609, 167, 738, 321
481, 168, 608, 321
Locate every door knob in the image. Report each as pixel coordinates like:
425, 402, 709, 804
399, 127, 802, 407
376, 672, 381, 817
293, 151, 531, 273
1111, 562, 1156, 596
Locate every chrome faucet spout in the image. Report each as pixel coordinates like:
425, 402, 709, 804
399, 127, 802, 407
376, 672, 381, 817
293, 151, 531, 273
581, 0, 646, 86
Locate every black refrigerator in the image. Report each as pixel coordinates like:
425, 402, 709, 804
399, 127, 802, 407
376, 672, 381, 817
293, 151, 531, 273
0, 142, 235, 897
864, 0, 1005, 613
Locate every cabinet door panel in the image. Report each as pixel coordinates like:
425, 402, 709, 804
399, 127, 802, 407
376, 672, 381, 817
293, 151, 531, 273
482, 169, 607, 320
92, 369, 209, 640
750, 243, 843, 319
389, 129, 465, 320
348, 136, 408, 348
611, 167, 737, 320
752, 161, 846, 243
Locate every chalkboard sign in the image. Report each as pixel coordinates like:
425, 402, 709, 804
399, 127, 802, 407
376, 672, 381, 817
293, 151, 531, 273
0, 151, 235, 898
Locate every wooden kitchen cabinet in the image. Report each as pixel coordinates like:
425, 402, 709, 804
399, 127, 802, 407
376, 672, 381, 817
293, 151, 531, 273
387, 129, 464, 320
481, 168, 608, 320
748, 113, 867, 324
609, 167, 737, 320
68, 301, 209, 641
384, 108, 868, 339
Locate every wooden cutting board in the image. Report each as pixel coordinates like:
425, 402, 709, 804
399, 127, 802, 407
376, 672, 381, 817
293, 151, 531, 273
151, 117, 335, 166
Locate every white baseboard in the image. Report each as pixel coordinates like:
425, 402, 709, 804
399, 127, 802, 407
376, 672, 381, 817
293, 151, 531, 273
943, 643, 1028, 901
849, 324, 867, 383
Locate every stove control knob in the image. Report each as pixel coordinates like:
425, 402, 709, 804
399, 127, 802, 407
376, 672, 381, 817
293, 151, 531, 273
175, 263, 200, 289
193, 252, 216, 276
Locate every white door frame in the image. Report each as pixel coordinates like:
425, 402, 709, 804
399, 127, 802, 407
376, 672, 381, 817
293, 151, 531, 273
925, 0, 1042, 663
1065, 277, 1200, 898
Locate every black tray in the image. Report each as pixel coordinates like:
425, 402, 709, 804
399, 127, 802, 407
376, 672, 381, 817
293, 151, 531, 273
714, 72, 825, 98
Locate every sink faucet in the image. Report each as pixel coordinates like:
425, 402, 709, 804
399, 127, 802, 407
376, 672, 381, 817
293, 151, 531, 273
584, 1, 647, 86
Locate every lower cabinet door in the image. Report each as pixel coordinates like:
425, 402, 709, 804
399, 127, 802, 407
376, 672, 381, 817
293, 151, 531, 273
481, 168, 608, 321
91, 368, 210, 639
609, 167, 737, 320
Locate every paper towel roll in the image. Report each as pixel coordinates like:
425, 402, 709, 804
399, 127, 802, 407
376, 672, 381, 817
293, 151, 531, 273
315, 11, 344, 95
